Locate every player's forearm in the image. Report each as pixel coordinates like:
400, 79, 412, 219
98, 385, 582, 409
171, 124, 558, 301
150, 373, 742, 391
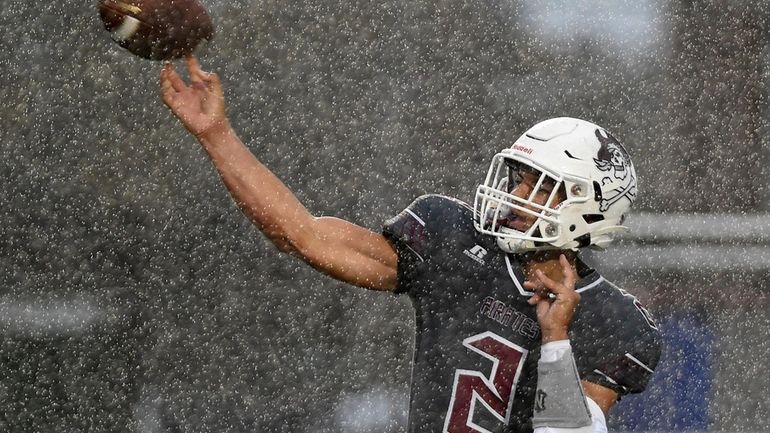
196, 124, 316, 251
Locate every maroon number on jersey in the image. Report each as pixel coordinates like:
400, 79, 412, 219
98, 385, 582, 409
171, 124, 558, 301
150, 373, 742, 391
444, 332, 527, 433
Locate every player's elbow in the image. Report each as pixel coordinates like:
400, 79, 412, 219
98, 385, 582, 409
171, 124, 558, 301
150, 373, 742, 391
272, 236, 298, 254
259, 224, 303, 256
267, 220, 322, 258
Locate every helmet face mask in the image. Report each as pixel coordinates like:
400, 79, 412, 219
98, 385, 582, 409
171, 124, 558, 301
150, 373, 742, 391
473, 117, 637, 253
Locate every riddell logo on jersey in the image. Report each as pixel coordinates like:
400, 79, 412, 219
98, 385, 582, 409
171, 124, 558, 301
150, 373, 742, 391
512, 144, 533, 154
463, 245, 487, 264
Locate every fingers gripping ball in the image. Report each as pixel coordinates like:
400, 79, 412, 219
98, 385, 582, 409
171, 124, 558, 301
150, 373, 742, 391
98, 0, 214, 60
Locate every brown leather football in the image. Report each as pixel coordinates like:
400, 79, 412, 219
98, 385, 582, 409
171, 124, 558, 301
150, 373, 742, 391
98, 0, 214, 60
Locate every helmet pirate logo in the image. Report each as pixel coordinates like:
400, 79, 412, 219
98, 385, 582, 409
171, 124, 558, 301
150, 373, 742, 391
593, 129, 637, 212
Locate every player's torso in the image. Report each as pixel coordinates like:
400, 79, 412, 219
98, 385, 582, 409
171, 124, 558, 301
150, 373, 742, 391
403, 201, 544, 433
389, 195, 660, 433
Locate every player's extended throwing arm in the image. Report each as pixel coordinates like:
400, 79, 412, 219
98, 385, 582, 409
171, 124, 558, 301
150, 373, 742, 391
160, 57, 398, 290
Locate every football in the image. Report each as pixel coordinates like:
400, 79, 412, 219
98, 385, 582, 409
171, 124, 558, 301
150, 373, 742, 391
98, 0, 214, 60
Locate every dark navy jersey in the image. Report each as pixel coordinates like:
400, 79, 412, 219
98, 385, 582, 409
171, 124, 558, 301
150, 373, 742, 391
383, 194, 661, 433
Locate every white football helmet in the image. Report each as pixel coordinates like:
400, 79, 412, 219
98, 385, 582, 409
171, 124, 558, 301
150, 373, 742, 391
473, 117, 637, 253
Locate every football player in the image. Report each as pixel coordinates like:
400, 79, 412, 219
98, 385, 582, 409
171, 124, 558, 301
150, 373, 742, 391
160, 57, 661, 433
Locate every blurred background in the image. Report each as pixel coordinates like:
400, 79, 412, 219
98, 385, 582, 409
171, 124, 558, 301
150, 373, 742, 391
1, 0, 769, 431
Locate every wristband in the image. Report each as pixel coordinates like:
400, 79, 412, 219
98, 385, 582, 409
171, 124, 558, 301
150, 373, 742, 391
532, 341, 592, 429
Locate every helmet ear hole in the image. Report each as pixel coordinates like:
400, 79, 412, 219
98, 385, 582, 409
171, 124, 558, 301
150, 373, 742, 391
575, 233, 591, 248
583, 214, 605, 224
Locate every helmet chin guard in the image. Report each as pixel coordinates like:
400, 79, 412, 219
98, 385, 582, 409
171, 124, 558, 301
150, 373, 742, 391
474, 117, 636, 253
496, 237, 543, 254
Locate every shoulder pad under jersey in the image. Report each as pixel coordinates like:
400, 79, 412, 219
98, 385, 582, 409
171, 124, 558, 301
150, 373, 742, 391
570, 278, 662, 396
382, 194, 473, 289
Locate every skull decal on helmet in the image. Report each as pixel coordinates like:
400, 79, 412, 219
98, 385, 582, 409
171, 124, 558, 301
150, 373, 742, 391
593, 129, 637, 212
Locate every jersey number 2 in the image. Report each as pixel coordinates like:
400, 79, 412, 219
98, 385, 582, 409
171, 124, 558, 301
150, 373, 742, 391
443, 332, 527, 433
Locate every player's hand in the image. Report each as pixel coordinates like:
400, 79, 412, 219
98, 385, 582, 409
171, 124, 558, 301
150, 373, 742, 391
524, 254, 580, 343
160, 56, 229, 139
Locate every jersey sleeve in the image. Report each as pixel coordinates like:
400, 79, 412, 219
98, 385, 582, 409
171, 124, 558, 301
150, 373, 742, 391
382, 195, 436, 294
382, 194, 474, 295
579, 346, 660, 396
570, 282, 663, 396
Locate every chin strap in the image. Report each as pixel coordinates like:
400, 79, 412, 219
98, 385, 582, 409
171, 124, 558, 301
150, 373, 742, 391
496, 223, 627, 253
496, 236, 579, 254
588, 225, 628, 250
497, 236, 537, 253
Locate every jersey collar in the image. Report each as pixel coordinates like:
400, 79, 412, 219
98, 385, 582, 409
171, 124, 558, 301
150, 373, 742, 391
504, 254, 604, 297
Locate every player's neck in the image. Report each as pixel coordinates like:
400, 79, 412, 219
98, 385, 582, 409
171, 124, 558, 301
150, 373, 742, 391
520, 250, 578, 284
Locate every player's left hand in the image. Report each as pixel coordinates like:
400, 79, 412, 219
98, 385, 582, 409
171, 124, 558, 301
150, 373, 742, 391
524, 254, 580, 343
